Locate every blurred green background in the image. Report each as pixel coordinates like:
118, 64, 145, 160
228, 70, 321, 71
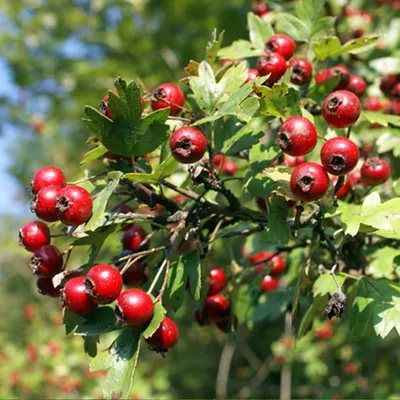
1, 0, 400, 399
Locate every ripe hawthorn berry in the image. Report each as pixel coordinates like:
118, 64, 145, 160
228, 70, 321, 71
31, 166, 66, 195
392, 82, 400, 99
122, 262, 148, 286
277, 116, 317, 156
257, 52, 287, 86
260, 275, 279, 292
214, 154, 226, 167
102, 89, 145, 120
19, 221, 50, 252
122, 225, 148, 251
32, 186, 61, 222
245, 68, 259, 83
221, 160, 238, 176
315, 65, 350, 91
360, 157, 391, 186
36, 276, 61, 297
320, 137, 359, 176
348, 170, 361, 188
315, 324, 333, 339
347, 75, 367, 97
202, 294, 230, 324
29, 245, 63, 277
322, 90, 361, 128
170, 126, 207, 164
85, 264, 123, 304
62, 276, 97, 317
290, 162, 329, 202
252, 1, 269, 17
380, 74, 399, 96
248, 251, 286, 274
288, 57, 312, 85
265, 34, 296, 61
56, 186, 93, 226
145, 317, 179, 351
363, 96, 384, 111
151, 83, 185, 116
332, 177, 351, 200
208, 267, 226, 295
284, 155, 304, 168
116, 288, 154, 327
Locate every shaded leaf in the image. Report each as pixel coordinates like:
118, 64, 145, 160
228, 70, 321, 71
248, 12, 273, 50
75, 307, 122, 336
142, 302, 166, 339
206, 29, 224, 65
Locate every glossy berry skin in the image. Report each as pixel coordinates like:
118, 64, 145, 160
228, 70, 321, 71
36, 276, 61, 297
19, 221, 50, 252
151, 83, 184, 116
289, 57, 312, 85
214, 154, 226, 167
261, 275, 279, 292
62, 276, 97, 317
209, 267, 226, 295
203, 294, 230, 324
116, 288, 154, 327
257, 52, 287, 86
248, 251, 286, 275
363, 96, 384, 111
221, 160, 238, 176
56, 186, 92, 226
265, 34, 296, 61
33, 186, 61, 222
347, 75, 367, 97
322, 90, 361, 128
122, 225, 147, 251
290, 162, 329, 202
278, 116, 317, 156
246, 68, 259, 83
31, 166, 66, 195
360, 157, 391, 186
320, 137, 359, 176
145, 317, 179, 350
29, 245, 63, 277
252, 1, 269, 17
315, 65, 350, 90
170, 126, 207, 164
380, 74, 398, 96
103, 89, 145, 120
332, 177, 351, 200
284, 155, 304, 168
85, 264, 123, 304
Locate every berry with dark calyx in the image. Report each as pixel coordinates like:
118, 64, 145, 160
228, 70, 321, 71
360, 157, 391, 186
85, 264, 123, 304
221, 160, 238, 176
315, 65, 350, 91
202, 294, 230, 324
277, 116, 317, 156
36, 276, 61, 297
288, 57, 312, 85
56, 186, 93, 226
145, 317, 179, 351
252, 1, 269, 17
122, 225, 148, 251
290, 162, 329, 202
392, 82, 400, 99
347, 75, 367, 97
170, 126, 207, 164
246, 68, 259, 83
32, 186, 61, 222
116, 288, 154, 327
380, 74, 398, 96
257, 52, 287, 86
208, 267, 226, 295
216, 314, 238, 333
29, 245, 63, 277
31, 166, 66, 195
151, 83, 185, 116
284, 155, 304, 168
19, 221, 50, 252
322, 90, 361, 128
320, 137, 359, 176
261, 275, 279, 292
265, 34, 296, 61
62, 276, 97, 317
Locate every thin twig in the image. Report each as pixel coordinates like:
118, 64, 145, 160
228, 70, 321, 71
216, 341, 236, 399
280, 310, 292, 400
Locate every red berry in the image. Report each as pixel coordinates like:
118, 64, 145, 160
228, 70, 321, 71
261, 275, 279, 292
122, 262, 148, 286
203, 294, 229, 324
290, 162, 329, 202
209, 267, 226, 295
151, 83, 185, 116
246, 68, 259, 83
103, 89, 144, 119
278, 116, 318, 156
289, 57, 312, 85
29, 245, 63, 277
392, 82, 400, 99
332, 177, 351, 200
36, 276, 61, 297
315, 324, 333, 339
85, 264, 123, 304
116, 288, 154, 327
320, 137, 359, 176
214, 154, 226, 167
380, 74, 399, 96
32, 186, 61, 222
284, 155, 304, 168
257, 52, 287, 86
145, 317, 179, 350
170, 126, 207, 164
56, 186, 93, 226
265, 34, 296, 61
348, 170, 361, 188
31, 166, 66, 195
252, 1, 269, 17
122, 225, 147, 251
315, 65, 350, 91
19, 221, 50, 252
248, 251, 286, 274
363, 96, 384, 111
221, 160, 238, 176
62, 276, 97, 317
347, 75, 367, 97
390, 100, 400, 115
360, 157, 391, 186
322, 90, 361, 128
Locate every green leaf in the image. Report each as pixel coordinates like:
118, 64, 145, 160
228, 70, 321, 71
295, 0, 325, 26
361, 111, 400, 127
307, 76, 341, 103
310, 16, 336, 39
85, 171, 123, 231
263, 166, 296, 199
218, 40, 264, 60
266, 196, 291, 244
249, 142, 280, 172
275, 13, 310, 42
368, 247, 400, 279
255, 82, 293, 118
313, 273, 347, 297
83, 336, 99, 358
189, 61, 216, 114
221, 121, 263, 155
63, 309, 84, 335
90, 328, 141, 399
187, 250, 202, 301
298, 304, 315, 338
75, 307, 122, 336
237, 97, 260, 122
251, 288, 294, 322
246, 173, 279, 198
206, 29, 224, 65
248, 12, 273, 50
81, 144, 108, 166
216, 61, 248, 103
142, 302, 166, 339
235, 284, 259, 324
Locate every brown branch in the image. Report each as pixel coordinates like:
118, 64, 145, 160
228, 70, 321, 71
216, 341, 236, 399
